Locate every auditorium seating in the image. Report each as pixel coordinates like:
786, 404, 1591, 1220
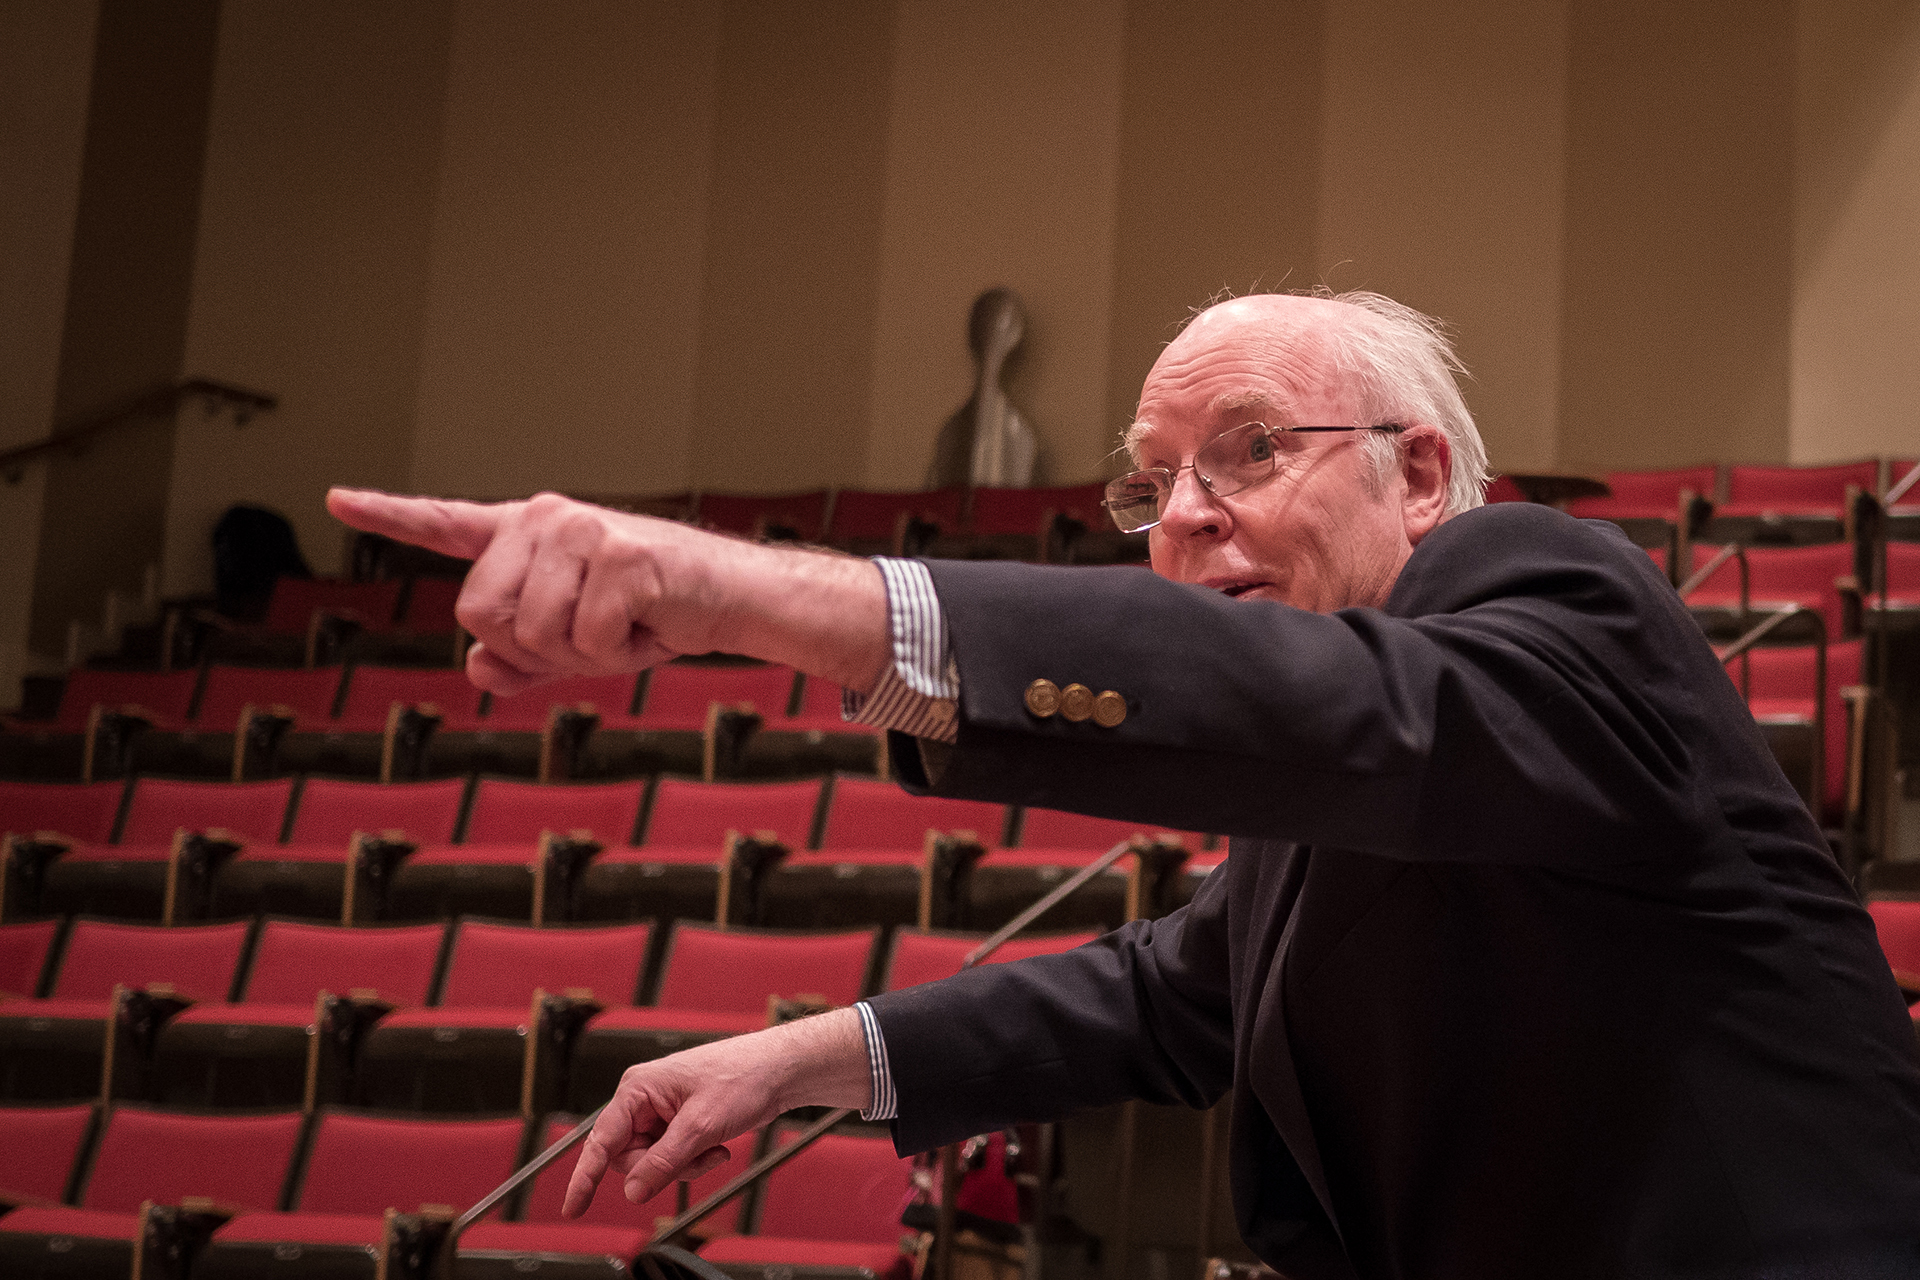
380, 777, 647, 922
0, 668, 200, 783
356, 918, 651, 1114
573, 777, 825, 925
748, 672, 888, 778
0, 919, 59, 999
567, 923, 878, 1112
150, 918, 445, 1108
195, 1109, 526, 1275
697, 490, 831, 543
882, 927, 1102, 991
1680, 542, 1858, 641
0, 918, 251, 1102
191, 663, 345, 778
463, 1108, 750, 1266
1740, 638, 1864, 823
466, 673, 644, 780
0, 1100, 95, 1206
211, 776, 467, 921
637, 662, 802, 781
2, 781, 125, 920
700, 1123, 916, 1280
1705, 460, 1879, 546
824, 486, 965, 555
32, 776, 294, 922
0, 1105, 305, 1277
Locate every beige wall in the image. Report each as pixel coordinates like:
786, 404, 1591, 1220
864, 0, 1126, 488
1104, 0, 1325, 451
165, 0, 453, 594
1318, 0, 1568, 475
0, 0, 97, 697
410, 0, 721, 501
13, 0, 1920, 677
1791, 0, 1920, 467
1557, 0, 1795, 477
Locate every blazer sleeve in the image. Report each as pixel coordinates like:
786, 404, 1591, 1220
901, 505, 1720, 868
866, 854, 1237, 1155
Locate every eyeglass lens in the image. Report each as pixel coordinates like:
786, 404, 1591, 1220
1104, 422, 1278, 533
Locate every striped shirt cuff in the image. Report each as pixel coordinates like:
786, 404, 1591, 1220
842, 558, 960, 744
855, 1000, 897, 1121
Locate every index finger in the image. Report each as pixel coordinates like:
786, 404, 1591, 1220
325, 487, 512, 560
562, 1089, 650, 1219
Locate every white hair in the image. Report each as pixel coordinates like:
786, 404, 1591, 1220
1319, 290, 1489, 517
1126, 289, 1492, 516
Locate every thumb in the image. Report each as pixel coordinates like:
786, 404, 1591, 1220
326, 488, 508, 560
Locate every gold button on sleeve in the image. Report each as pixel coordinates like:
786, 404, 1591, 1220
1060, 683, 1095, 722
1092, 690, 1127, 728
1024, 679, 1061, 718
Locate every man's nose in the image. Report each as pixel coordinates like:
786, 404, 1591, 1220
1154, 467, 1228, 539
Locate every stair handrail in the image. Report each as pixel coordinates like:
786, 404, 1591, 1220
0, 377, 276, 483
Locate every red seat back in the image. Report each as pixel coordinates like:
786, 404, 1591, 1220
885, 929, 1100, 991
823, 777, 1004, 849
758, 1128, 913, 1243
401, 577, 463, 632
1741, 638, 1863, 812
296, 1111, 525, 1215
483, 674, 641, 732
263, 578, 403, 635
696, 491, 829, 542
52, 919, 252, 1002
640, 665, 796, 727
462, 778, 645, 846
1868, 901, 1920, 979
0, 919, 62, 998
242, 920, 446, 1007
436, 920, 649, 1008
969, 484, 1106, 536
1889, 459, 1919, 503
0, 1102, 94, 1204
83, 1106, 303, 1212
656, 926, 874, 1011
195, 666, 343, 730
338, 666, 485, 727
1016, 808, 1200, 849
827, 488, 964, 541
1885, 542, 1920, 599
523, 1113, 748, 1230
118, 778, 295, 847
288, 778, 468, 845
644, 778, 823, 850
51, 669, 198, 731
1603, 465, 1718, 505
0, 780, 124, 842
1726, 460, 1878, 508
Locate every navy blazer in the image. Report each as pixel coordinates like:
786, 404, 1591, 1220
864, 503, 1920, 1279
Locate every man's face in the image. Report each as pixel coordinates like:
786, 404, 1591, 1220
1129, 296, 1423, 613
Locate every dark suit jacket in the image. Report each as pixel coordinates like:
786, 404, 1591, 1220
864, 503, 1920, 1280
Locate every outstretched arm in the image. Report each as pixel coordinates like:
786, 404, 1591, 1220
561, 1006, 873, 1218
325, 488, 891, 696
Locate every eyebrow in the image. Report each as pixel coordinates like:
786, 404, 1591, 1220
1210, 388, 1292, 417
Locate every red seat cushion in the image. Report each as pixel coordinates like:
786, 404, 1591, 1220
2, 998, 112, 1022
169, 1002, 320, 1028
378, 1007, 531, 1031
0, 1206, 140, 1240
701, 1236, 912, 1280
212, 1211, 386, 1245
405, 843, 535, 866
459, 1221, 650, 1258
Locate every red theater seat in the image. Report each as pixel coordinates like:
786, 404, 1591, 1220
152, 919, 445, 1107
194, 664, 344, 733
639, 664, 798, 732
1740, 638, 1863, 820
0, 919, 60, 999
696, 490, 829, 542
0, 1105, 303, 1275
575, 777, 825, 925
700, 1126, 915, 1280
0, 1101, 95, 1205
569, 925, 876, 1112
823, 776, 1005, 849
357, 919, 650, 1113
883, 928, 1100, 991
0, 779, 125, 843
0, 918, 252, 1102
1568, 464, 1719, 521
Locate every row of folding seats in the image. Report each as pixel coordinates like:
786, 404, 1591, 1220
1569, 458, 1917, 529
0, 1101, 914, 1280
1, 773, 1217, 927
0, 914, 1100, 1114
1, 659, 886, 785
1652, 542, 1920, 642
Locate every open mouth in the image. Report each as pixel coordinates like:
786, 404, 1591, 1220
1211, 581, 1266, 599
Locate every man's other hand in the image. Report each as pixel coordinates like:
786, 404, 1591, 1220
326, 488, 889, 697
561, 1006, 874, 1218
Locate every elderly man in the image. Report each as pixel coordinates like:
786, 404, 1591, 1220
330, 292, 1920, 1280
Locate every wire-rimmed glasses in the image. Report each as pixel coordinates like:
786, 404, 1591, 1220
1102, 421, 1406, 534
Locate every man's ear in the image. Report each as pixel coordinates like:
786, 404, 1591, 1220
1400, 425, 1451, 545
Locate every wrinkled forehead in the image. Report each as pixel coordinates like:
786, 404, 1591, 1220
1127, 323, 1357, 462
